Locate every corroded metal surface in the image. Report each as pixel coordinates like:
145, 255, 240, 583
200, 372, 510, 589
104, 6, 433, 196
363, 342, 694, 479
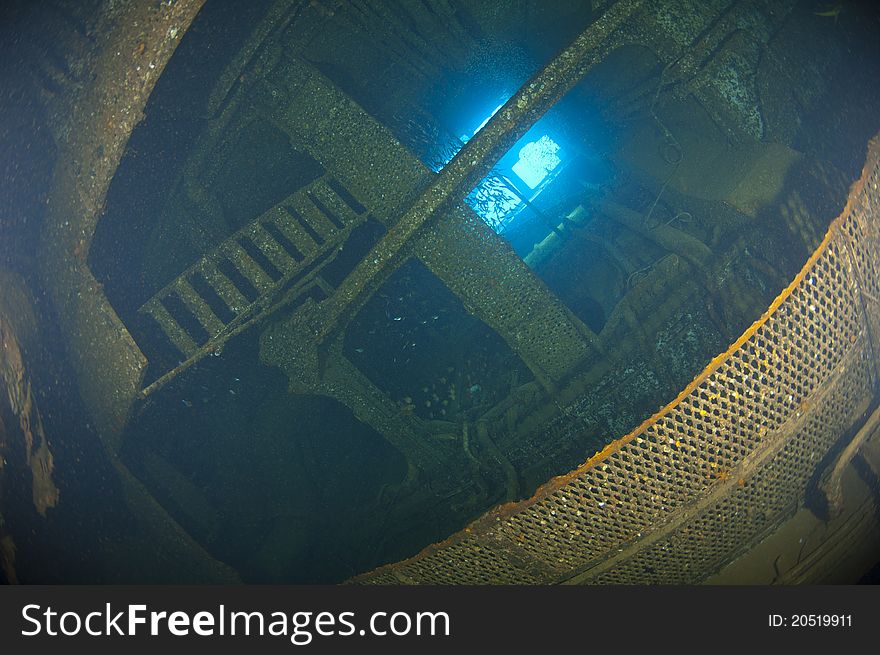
258, 55, 601, 395
350, 132, 880, 584
0, 270, 59, 519
38, 0, 206, 450
139, 175, 369, 397
36, 0, 239, 583
0, 268, 58, 584
33, 0, 879, 584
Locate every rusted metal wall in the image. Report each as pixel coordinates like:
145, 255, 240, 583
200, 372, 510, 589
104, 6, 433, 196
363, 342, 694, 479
38, 0, 206, 451
36, 0, 239, 583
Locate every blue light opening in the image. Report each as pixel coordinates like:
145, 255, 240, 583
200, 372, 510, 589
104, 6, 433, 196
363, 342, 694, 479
436, 99, 568, 234
511, 135, 561, 189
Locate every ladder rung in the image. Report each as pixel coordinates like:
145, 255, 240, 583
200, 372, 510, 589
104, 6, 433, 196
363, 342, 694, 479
289, 194, 337, 241
174, 278, 227, 337
222, 241, 274, 293
198, 261, 250, 315
144, 299, 198, 357
268, 207, 320, 257
311, 179, 361, 227
248, 223, 300, 275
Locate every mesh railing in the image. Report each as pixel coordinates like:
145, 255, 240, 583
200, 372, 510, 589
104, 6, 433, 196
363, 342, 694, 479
350, 133, 880, 585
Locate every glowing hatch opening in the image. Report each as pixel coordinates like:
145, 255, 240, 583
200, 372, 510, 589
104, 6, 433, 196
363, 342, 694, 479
435, 99, 569, 234
511, 135, 561, 189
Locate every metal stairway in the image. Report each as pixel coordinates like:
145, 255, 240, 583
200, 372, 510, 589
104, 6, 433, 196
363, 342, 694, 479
139, 175, 366, 361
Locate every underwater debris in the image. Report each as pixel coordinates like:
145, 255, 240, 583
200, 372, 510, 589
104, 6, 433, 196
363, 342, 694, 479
814, 3, 844, 22
0, 315, 60, 516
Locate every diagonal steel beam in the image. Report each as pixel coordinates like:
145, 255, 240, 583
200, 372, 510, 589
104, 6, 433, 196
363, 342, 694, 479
302, 0, 642, 343
262, 0, 642, 391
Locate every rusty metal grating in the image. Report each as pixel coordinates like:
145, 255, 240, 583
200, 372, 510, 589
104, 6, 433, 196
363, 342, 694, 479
350, 133, 880, 585
590, 346, 873, 584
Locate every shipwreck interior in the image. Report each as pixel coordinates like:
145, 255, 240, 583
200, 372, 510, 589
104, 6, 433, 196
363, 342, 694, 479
2, 0, 880, 584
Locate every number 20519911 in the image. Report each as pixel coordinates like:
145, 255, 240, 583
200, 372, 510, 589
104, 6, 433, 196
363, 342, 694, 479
768, 614, 852, 627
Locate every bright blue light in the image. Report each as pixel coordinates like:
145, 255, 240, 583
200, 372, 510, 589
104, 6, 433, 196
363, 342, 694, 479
511, 135, 561, 189
473, 103, 505, 137
432, 99, 568, 234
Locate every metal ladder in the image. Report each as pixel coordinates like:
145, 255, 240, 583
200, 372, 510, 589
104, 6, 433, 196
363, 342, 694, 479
139, 176, 365, 359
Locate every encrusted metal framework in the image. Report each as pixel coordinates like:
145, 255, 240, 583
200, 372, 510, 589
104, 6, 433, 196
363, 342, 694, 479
351, 134, 880, 584
35, 0, 880, 583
